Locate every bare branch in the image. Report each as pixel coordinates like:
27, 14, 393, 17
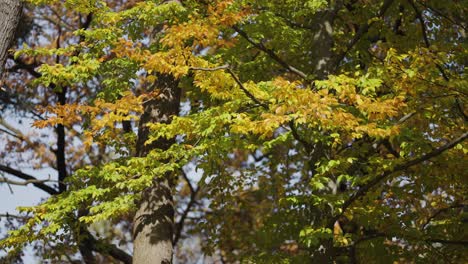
345, 232, 468, 249
0, 164, 58, 195
1, 173, 14, 193
0, 118, 30, 141
0, 213, 28, 220
0, 127, 23, 141
0, 175, 56, 186
382, 139, 400, 158
7, 55, 42, 78
0, 91, 47, 120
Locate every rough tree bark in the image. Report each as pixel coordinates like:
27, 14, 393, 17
0, 0, 22, 75
132, 74, 181, 264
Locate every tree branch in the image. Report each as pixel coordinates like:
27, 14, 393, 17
455, 97, 468, 121
333, 0, 395, 68
90, 236, 133, 264
426, 239, 468, 246
189, 65, 269, 108
76, 208, 132, 264
288, 120, 313, 153
0, 165, 58, 195
0, 176, 56, 186
0, 127, 23, 141
341, 232, 468, 252
191, 64, 314, 167
0, 213, 28, 220
173, 170, 199, 246
7, 55, 42, 78
226, 68, 269, 108
340, 131, 468, 216
421, 204, 465, 230
0, 88, 47, 120
416, 0, 466, 30
189, 64, 229, 71
407, 0, 450, 81
181, 169, 195, 195
190, 65, 317, 156
232, 25, 308, 79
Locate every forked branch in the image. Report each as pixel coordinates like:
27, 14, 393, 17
0, 165, 58, 195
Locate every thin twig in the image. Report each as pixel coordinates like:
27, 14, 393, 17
1, 174, 14, 194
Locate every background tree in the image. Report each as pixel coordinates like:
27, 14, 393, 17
1, 1, 135, 262
1, 0, 467, 263
0, 0, 23, 75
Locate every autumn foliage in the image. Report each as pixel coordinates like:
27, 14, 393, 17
0, 0, 466, 263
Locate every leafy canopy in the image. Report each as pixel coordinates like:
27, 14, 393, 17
1, 0, 467, 262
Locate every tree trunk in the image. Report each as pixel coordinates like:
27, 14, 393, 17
309, 8, 338, 262
312, 15, 334, 80
0, 0, 22, 75
132, 74, 181, 264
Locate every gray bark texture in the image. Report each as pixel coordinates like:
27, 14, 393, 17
0, 0, 22, 75
132, 74, 181, 264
